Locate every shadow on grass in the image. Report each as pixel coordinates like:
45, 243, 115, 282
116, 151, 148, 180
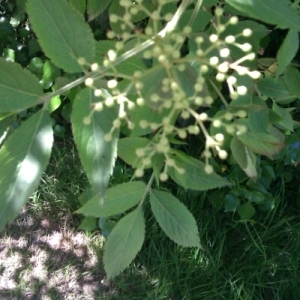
0, 206, 112, 300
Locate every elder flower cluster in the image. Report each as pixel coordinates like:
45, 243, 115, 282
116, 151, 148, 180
83, 2, 261, 180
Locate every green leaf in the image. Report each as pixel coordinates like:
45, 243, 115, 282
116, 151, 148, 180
167, 150, 231, 190
130, 105, 171, 137
237, 203, 256, 220
99, 218, 117, 238
0, 58, 43, 112
276, 29, 299, 77
178, 9, 212, 32
224, 193, 240, 212
68, 0, 86, 15
79, 216, 97, 231
150, 189, 201, 248
117, 137, 150, 168
285, 66, 300, 99
225, 0, 300, 31
237, 131, 284, 158
256, 77, 291, 99
109, 0, 127, 34
231, 136, 257, 181
27, 0, 95, 73
48, 95, 61, 113
0, 110, 53, 229
247, 97, 269, 133
95, 41, 146, 76
72, 88, 118, 198
272, 102, 294, 131
104, 207, 145, 279
77, 181, 146, 217
88, 0, 112, 21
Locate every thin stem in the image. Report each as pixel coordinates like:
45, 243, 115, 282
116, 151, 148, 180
188, 0, 204, 28
208, 78, 229, 107
139, 172, 155, 206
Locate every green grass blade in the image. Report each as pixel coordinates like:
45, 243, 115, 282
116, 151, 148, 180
0, 110, 53, 229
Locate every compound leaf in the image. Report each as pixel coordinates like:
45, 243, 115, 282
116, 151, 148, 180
72, 88, 118, 199
167, 150, 231, 190
150, 189, 201, 248
0, 110, 53, 230
104, 207, 145, 279
0, 58, 43, 112
77, 181, 146, 217
27, 0, 95, 73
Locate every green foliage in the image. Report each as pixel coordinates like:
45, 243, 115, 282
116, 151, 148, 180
0, 0, 300, 282
103, 206, 145, 279
0, 110, 53, 228
150, 189, 201, 248
72, 88, 119, 198
27, 0, 95, 73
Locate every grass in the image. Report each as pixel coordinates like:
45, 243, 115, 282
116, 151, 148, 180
1, 137, 300, 299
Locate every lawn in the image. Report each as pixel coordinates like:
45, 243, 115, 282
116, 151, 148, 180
1, 138, 300, 299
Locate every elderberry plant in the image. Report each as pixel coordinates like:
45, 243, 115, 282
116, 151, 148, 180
0, 0, 300, 279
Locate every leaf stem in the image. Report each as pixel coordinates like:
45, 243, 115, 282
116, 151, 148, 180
139, 172, 155, 207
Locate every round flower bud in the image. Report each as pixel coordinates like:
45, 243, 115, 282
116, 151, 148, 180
85, 78, 93, 87
218, 150, 228, 159
209, 34, 218, 43
160, 173, 168, 181
242, 28, 252, 37
225, 35, 235, 44
204, 164, 214, 174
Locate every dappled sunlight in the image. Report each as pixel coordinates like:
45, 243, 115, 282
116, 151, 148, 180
0, 207, 110, 299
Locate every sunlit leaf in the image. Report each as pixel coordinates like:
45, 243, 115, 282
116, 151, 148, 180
0, 110, 53, 229
150, 189, 201, 248
27, 0, 95, 73
104, 207, 145, 279
76, 181, 146, 217
68, 0, 86, 15
72, 88, 118, 198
